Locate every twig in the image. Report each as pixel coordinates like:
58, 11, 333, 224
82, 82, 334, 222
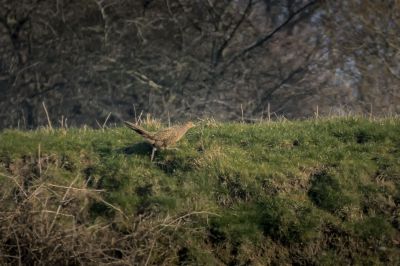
22, 112, 26, 129
144, 239, 157, 266
133, 104, 137, 123
95, 120, 102, 129
102, 112, 112, 129
47, 176, 78, 237
37, 143, 42, 177
22, 183, 45, 205
223, 0, 319, 68
42, 101, 53, 131
11, 227, 22, 266
12, 62, 39, 88
137, 111, 143, 124
315, 105, 319, 119
41, 210, 75, 218
157, 211, 220, 232
240, 104, 244, 123
369, 103, 373, 120
59, 115, 66, 129
127, 70, 163, 91
1, 173, 28, 198
99, 198, 127, 219
46, 184, 105, 192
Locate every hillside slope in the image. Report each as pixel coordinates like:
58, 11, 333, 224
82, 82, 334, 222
1, 118, 400, 265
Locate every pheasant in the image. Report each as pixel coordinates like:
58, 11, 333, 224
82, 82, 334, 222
124, 121, 195, 161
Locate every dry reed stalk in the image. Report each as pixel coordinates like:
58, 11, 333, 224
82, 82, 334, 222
102, 112, 112, 129
42, 102, 53, 131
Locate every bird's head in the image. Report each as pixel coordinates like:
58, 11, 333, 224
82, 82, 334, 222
185, 121, 195, 128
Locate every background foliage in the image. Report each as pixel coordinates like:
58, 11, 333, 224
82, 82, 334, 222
0, 0, 400, 128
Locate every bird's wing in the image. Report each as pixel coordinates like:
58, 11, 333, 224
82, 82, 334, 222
153, 127, 177, 142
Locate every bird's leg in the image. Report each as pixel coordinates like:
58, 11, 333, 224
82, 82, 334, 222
150, 147, 157, 161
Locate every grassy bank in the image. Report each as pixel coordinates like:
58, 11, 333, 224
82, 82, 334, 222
1, 117, 400, 265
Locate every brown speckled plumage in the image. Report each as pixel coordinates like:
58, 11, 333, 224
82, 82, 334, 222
124, 121, 195, 161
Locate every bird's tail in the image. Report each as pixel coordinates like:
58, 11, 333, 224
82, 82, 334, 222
124, 121, 153, 139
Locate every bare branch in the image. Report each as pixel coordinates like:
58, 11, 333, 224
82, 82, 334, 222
223, 0, 320, 69
212, 0, 253, 66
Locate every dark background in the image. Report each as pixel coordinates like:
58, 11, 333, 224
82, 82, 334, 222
1, 0, 399, 128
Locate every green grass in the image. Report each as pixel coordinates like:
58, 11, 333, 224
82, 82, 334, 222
1, 117, 400, 265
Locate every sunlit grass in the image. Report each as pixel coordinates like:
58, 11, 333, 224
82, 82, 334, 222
0, 116, 399, 264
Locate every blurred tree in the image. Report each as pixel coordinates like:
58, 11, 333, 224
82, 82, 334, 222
323, 1, 400, 114
1, 0, 397, 128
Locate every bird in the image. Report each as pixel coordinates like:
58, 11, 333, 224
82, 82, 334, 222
124, 121, 195, 161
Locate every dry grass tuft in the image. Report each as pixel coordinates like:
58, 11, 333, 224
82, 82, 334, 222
0, 168, 212, 265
